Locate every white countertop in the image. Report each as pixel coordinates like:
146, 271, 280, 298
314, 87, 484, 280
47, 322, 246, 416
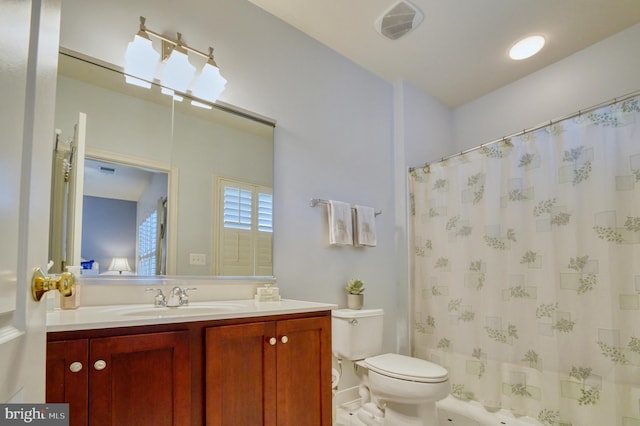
47, 299, 337, 332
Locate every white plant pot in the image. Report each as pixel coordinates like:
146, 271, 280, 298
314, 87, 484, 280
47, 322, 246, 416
347, 294, 364, 310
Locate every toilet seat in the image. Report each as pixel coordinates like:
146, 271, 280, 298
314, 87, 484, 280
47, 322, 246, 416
364, 353, 448, 383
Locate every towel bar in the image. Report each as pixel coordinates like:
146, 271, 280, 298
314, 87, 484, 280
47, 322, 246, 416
309, 198, 382, 216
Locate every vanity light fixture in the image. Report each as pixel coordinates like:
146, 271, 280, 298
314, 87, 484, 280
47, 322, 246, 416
160, 32, 196, 93
509, 35, 545, 60
124, 16, 227, 102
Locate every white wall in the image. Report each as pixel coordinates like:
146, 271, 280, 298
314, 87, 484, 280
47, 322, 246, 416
452, 23, 640, 153
55, 76, 173, 162
401, 81, 454, 168
393, 81, 453, 356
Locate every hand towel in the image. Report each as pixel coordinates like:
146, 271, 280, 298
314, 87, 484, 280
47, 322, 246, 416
328, 200, 353, 245
354, 205, 377, 247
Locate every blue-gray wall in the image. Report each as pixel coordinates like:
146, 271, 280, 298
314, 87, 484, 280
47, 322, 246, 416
81, 196, 136, 273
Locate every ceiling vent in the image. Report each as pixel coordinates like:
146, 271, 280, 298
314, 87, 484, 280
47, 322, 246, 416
374, 1, 424, 40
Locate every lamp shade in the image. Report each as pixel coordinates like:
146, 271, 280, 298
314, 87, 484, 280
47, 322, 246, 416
191, 62, 227, 103
108, 257, 131, 274
124, 33, 160, 87
160, 48, 196, 93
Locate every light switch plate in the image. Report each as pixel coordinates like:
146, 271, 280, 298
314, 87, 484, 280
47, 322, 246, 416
189, 253, 206, 265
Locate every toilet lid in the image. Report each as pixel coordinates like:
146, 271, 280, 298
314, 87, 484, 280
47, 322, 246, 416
364, 353, 448, 383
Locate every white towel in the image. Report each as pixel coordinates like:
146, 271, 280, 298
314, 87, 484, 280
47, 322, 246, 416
354, 205, 377, 247
328, 200, 353, 245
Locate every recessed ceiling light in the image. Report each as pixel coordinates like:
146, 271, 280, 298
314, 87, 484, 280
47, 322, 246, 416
509, 35, 545, 60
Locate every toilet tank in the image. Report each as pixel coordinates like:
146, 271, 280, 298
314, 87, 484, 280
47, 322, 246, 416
332, 308, 384, 360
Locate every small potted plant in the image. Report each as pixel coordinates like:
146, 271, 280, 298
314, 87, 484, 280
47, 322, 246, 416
346, 278, 365, 310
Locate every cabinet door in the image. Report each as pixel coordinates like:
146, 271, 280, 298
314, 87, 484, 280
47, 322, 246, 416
205, 321, 277, 426
276, 316, 332, 426
46, 339, 89, 426
89, 331, 191, 426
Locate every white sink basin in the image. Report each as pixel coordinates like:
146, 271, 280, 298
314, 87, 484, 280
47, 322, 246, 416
119, 303, 246, 318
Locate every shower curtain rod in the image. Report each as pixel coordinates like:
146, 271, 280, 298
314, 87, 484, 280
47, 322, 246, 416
410, 89, 640, 171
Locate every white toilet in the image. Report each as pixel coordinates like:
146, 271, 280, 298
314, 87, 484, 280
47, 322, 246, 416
332, 308, 450, 426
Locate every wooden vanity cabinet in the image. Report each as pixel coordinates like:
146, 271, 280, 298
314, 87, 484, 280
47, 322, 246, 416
205, 315, 332, 426
46, 339, 89, 425
46, 330, 191, 426
47, 310, 332, 426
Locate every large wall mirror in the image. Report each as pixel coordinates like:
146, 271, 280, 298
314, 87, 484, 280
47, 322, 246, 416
50, 49, 275, 278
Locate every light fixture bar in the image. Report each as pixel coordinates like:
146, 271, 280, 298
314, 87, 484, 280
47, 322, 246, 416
125, 16, 226, 102
139, 19, 211, 61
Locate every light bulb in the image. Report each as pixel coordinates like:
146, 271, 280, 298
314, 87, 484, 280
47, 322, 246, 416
191, 62, 227, 103
160, 48, 196, 93
124, 34, 160, 86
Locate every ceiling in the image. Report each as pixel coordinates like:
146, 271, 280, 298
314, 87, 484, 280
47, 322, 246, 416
84, 159, 161, 202
248, 0, 640, 107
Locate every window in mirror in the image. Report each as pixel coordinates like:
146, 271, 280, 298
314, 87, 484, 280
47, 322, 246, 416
215, 177, 273, 276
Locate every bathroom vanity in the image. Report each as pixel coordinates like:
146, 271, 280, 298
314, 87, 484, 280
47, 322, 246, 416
46, 299, 334, 426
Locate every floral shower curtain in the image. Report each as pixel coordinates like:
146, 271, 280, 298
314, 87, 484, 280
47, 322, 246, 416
409, 95, 640, 425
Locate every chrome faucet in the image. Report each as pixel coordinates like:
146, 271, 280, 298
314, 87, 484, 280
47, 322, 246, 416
146, 288, 167, 307
167, 286, 196, 307
146, 287, 196, 307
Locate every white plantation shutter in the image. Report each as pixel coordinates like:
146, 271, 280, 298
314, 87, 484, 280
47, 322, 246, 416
255, 232, 273, 276
257, 192, 273, 232
223, 187, 252, 230
256, 190, 273, 276
215, 178, 273, 276
220, 230, 252, 275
